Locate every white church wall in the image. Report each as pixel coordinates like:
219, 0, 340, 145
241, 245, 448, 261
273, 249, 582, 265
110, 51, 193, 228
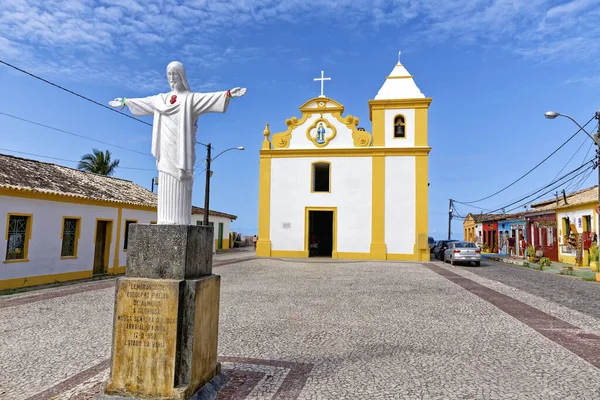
287, 113, 359, 150
384, 108, 415, 148
270, 157, 372, 253
0, 195, 118, 281
384, 157, 416, 254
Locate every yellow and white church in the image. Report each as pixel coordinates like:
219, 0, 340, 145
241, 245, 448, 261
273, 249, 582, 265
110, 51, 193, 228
256, 56, 431, 261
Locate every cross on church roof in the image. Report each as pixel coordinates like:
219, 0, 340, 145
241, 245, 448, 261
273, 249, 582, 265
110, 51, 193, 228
314, 70, 331, 98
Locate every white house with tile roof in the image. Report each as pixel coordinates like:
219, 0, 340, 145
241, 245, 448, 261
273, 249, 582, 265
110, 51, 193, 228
0, 154, 237, 290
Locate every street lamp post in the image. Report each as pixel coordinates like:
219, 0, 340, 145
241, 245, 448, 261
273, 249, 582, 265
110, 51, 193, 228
198, 142, 244, 226
545, 109, 600, 240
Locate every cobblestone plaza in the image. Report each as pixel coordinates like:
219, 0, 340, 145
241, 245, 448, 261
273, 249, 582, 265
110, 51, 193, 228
1, 254, 600, 399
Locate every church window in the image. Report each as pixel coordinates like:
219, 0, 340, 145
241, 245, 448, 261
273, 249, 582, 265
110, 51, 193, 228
123, 220, 137, 250
393, 115, 406, 138
61, 217, 80, 258
5, 214, 32, 261
312, 162, 330, 192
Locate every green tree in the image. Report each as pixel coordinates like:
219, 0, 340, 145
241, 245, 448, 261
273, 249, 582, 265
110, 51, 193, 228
77, 149, 120, 176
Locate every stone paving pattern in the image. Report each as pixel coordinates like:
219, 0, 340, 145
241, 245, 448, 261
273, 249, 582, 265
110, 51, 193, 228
1, 253, 600, 399
464, 258, 600, 317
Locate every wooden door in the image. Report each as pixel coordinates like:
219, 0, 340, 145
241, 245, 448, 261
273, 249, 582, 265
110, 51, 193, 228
218, 223, 224, 250
93, 221, 107, 274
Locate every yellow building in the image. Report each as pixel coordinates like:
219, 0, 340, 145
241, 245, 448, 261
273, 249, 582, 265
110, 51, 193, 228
256, 57, 431, 260
552, 186, 598, 267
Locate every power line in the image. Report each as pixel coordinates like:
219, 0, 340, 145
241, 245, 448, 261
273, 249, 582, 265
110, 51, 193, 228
0, 59, 152, 127
457, 116, 595, 204
488, 160, 594, 214
0, 147, 156, 171
0, 111, 153, 157
501, 166, 594, 215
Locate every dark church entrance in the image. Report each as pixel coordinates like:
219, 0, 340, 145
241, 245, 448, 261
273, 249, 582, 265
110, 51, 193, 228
308, 210, 333, 257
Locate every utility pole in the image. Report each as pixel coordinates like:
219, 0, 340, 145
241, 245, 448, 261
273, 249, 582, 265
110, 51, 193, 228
203, 143, 212, 226
596, 110, 600, 241
448, 199, 453, 240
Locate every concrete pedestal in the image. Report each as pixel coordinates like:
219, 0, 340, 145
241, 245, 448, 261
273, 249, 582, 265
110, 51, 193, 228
101, 224, 224, 399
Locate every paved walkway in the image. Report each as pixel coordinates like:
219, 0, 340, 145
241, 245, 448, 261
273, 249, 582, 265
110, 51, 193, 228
1, 258, 600, 399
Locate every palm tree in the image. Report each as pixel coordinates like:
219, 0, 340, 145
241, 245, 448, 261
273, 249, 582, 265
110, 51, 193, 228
77, 149, 120, 176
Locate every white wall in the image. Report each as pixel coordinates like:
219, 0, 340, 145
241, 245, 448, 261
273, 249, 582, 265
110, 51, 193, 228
190, 214, 232, 244
270, 157, 372, 252
384, 156, 416, 253
0, 195, 118, 280
384, 108, 415, 148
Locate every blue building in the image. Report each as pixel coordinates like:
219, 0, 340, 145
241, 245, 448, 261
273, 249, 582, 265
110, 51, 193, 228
497, 214, 528, 257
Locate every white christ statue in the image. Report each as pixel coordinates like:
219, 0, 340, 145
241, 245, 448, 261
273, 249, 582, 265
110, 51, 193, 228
109, 61, 246, 225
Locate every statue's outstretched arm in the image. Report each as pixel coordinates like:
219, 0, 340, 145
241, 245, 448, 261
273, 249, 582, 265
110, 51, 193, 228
109, 96, 154, 117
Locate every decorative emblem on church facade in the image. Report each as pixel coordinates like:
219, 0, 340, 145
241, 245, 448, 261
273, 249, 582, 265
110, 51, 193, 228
306, 117, 337, 147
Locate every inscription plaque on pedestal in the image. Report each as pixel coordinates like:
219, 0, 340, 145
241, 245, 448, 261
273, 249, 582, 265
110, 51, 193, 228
106, 278, 181, 398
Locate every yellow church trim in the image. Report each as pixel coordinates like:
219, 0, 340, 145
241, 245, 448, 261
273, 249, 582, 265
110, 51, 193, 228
262, 123, 271, 150
371, 108, 385, 146
304, 206, 338, 258
330, 112, 372, 147
415, 155, 429, 261
415, 108, 429, 147
271, 114, 310, 149
271, 97, 372, 149
260, 147, 430, 158
369, 98, 432, 120
270, 250, 308, 258
256, 153, 272, 256
386, 75, 413, 79
306, 118, 337, 147
299, 97, 344, 114
370, 155, 386, 259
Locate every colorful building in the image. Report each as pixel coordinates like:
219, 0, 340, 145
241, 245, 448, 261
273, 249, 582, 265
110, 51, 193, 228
525, 211, 558, 262
464, 213, 500, 246
481, 220, 499, 253
0, 154, 237, 291
497, 214, 527, 257
256, 56, 431, 260
552, 186, 597, 267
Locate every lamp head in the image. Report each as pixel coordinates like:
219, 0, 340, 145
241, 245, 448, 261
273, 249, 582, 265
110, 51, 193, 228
237, 146, 245, 150
544, 111, 560, 119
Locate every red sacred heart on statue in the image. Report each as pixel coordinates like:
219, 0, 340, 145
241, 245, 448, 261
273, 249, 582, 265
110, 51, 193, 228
170, 95, 177, 104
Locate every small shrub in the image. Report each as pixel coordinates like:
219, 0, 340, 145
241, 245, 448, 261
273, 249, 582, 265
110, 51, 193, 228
523, 261, 530, 268
589, 243, 599, 263
527, 245, 536, 258
539, 257, 552, 268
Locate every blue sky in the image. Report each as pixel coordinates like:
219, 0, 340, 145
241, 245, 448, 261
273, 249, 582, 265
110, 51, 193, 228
1, 0, 599, 239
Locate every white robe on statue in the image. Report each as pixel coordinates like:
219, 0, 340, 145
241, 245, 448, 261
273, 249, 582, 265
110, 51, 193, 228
126, 91, 230, 225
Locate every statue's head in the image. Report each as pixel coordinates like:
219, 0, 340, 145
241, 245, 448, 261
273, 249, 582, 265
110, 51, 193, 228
166, 61, 191, 92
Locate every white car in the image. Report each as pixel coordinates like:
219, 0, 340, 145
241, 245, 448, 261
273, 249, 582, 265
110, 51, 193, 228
444, 241, 481, 266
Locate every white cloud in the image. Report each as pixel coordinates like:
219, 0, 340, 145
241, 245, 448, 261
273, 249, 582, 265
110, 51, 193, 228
0, 0, 598, 90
